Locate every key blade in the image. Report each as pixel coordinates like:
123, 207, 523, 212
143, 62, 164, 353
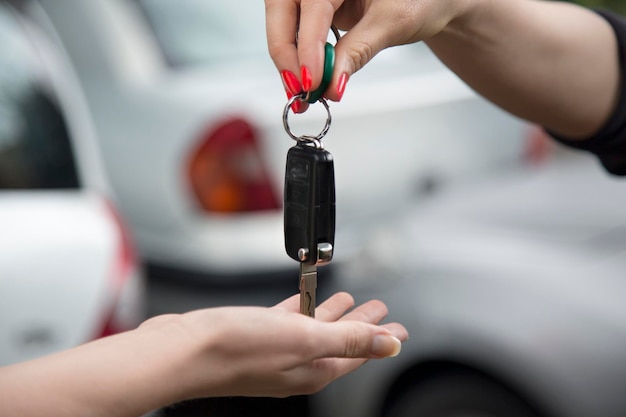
299, 263, 317, 318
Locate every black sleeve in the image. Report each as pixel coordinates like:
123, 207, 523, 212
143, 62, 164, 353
548, 9, 626, 176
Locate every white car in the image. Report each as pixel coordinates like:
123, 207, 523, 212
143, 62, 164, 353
30, 0, 532, 281
0, 1, 145, 366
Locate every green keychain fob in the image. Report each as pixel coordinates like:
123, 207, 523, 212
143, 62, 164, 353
305, 42, 335, 103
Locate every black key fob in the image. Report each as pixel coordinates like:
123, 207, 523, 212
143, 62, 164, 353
284, 143, 335, 265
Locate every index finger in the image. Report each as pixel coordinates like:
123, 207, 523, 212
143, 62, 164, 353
265, 0, 301, 77
298, 0, 340, 91
272, 293, 300, 312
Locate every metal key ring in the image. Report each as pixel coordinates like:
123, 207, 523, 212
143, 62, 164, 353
283, 93, 331, 148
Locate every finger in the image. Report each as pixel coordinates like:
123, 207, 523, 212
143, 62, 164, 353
272, 293, 300, 312
325, 4, 408, 101
303, 323, 408, 385
381, 322, 410, 342
273, 292, 356, 317
266, 0, 301, 77
286, 90, 310, 114
339, 299, 389, 325
315, 292, 355, 322
316, 321, 403, 359
297, 0, 342, 92
296, 356, 370, 391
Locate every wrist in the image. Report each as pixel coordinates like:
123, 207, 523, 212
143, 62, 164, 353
84, 322, 202, 415
131, 314, 214, 404
0, 321, 203, 417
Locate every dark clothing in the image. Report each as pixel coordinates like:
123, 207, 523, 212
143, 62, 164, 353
550, 10, 626, 175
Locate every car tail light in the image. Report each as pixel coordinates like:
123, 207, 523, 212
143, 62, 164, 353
103, 198, 135, 290
95, 199, 138, 339
188, 117, 281, 213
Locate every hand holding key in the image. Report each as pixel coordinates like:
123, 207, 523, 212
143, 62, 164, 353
0, 292, 407, 417
151, 292, 406, 398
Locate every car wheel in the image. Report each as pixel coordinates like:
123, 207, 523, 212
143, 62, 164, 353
384, 371, 541, 417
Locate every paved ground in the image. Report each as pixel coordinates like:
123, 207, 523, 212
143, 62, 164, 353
158, 396, 309, 417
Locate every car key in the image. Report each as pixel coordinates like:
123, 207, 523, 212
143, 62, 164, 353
284, 141, 335, 317
282, 29, 339, 317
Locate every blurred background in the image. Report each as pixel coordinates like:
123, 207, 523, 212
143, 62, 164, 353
2, 1, 626, 417
572, 0, 626, 14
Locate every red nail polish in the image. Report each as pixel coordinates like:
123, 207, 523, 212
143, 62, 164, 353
292, 99, 302, 113
286, 90, 302, 113
281, 70, 302, 95
336, 73, 349, 101
301, 66, 312, 91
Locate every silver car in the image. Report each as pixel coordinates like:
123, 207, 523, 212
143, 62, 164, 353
312, 151, 626, 417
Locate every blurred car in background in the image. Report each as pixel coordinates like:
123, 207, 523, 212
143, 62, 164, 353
0, 1, 145, 366
27, 0, 536, 282
311, 152, 626, 417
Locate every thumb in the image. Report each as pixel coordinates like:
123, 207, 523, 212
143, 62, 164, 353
319, 321, 403, 359
327, 14, 400, 102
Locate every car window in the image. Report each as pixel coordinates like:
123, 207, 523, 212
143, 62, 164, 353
0, 3, 80, 190
136, 0, 268, 68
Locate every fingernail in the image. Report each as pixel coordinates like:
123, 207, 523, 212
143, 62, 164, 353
371, 335, 402, 358
336, 73, 349, 101
286, 90, 302, 113
281, 70, 302, 95
301, 66, 312, 91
